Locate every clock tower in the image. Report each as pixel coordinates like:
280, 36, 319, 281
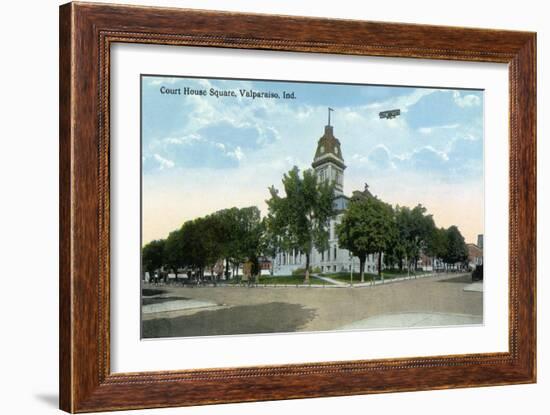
311, 109, 346, 195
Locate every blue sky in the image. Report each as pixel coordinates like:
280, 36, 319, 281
141, 75, 484, 244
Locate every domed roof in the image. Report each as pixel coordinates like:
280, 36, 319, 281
312, 125, 345, 169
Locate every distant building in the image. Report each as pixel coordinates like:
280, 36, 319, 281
419, 254, 445, 272
467, 243, 483, 269
477, 234, 484, 250
258, 256, 273, 275
272, 121, 379, 275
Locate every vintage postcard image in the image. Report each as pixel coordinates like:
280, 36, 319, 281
140, 75, 484, 339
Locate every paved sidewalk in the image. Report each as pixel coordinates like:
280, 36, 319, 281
142, 299, 219, 314
463, 282, 484, 292
311, 274, 347, 286
339, 312, 482, 330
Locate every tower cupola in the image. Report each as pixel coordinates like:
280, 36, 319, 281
312, 108, 346, 195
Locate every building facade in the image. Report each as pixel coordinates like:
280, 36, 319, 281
467, 243, 484, 269
272, 122, 379, 276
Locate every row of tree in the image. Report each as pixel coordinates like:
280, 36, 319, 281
142, 206, 265, 280
142, 166, 468, 282
338, 197, 468, 282
264, 166, 468, 283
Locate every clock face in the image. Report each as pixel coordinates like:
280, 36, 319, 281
320, 145, 325, 154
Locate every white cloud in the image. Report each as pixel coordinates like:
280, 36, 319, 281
453, 91, 481, 107
162, 134, 203, 145
147, 77, 179, 86
366, 88, 436, 112
227, 146, 245, 161
153, 154, 175, 170
418, 123, 460, 134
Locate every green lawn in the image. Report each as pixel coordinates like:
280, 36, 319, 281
323, 272, 377, 283
225, 269, 432, 286
323, 269, 430, 283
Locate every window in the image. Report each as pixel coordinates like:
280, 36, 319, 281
336, 171, 343, 185
320, 145, 325, 154
319, 168, 327, 182
334, 246, 337, 260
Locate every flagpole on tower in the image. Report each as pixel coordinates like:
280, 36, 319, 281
328, 107, 334, 126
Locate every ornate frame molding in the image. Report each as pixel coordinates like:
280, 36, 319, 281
60, 2, 536, 412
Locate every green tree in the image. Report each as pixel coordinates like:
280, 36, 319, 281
337, 196, 396, 282
213, 206, 263, 279
266, 166, 335, 283
163, 227, 186, 278
442, 225, 468, 269
236, 206, 264, 263
394, 204, 436, 272
425, 227, 448, 271
185, 216, 226, 279
141, 239, 165, 274
163, 218, 213, 280
198, 215, 225, 280
213, 208, 240, 278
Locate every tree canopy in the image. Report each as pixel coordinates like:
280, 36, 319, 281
213, 206, 263, 277
141, 168, 472, 283
442, 225, 468, 266
265, 166, 335, 281
337, 196, 396, 281
141, 239, 165, 274
394, 204, 437, 270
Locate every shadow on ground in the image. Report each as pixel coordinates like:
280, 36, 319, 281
142, 302, 316, 338
438, 274, 472, 283
142, 288, 168, 296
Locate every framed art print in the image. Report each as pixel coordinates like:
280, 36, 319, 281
59, 2, 536, 412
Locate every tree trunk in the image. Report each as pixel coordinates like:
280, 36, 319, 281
359, 255, 366, 283
304, 253, 310, 283
225, 258, 230, 280
378, 251, 383, 277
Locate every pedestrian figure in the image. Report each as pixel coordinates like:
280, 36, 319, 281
243, 260, 253, 287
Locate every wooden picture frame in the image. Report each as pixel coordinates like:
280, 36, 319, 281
59, 2, 536, 412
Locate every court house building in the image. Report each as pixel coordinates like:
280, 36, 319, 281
272, 120, 379, 276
